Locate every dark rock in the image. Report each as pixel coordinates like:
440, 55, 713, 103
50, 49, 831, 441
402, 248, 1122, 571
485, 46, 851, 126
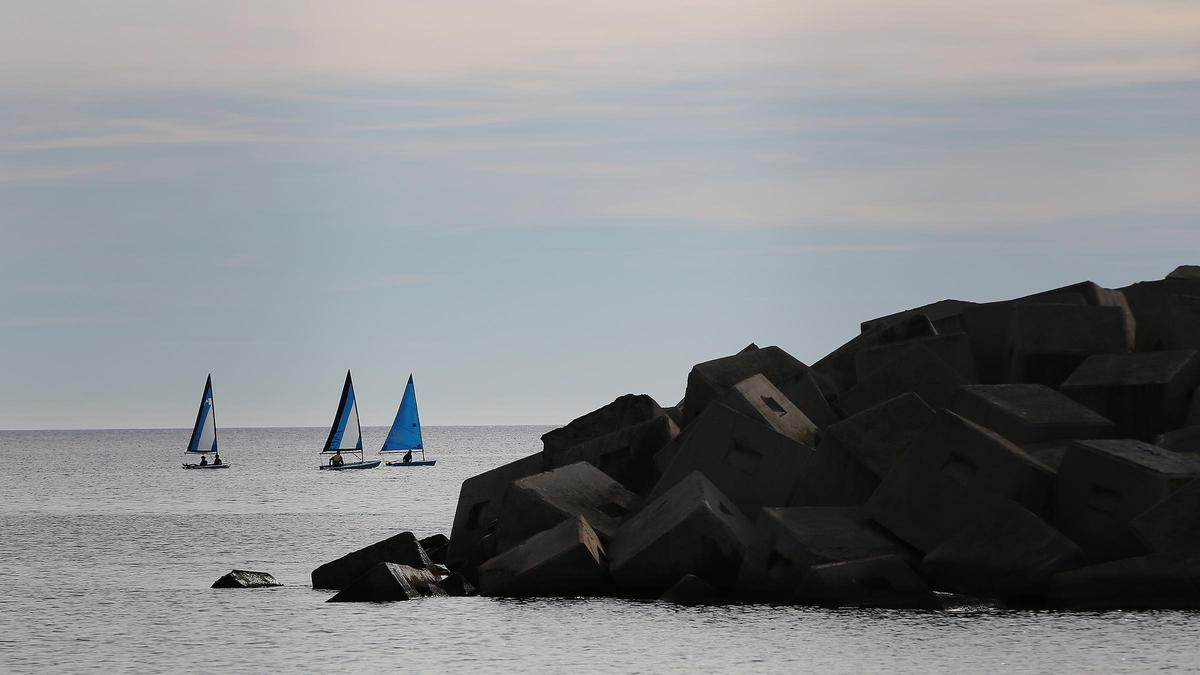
1169, 265, 1200, 281
855, 333, 978, 383
813, 314, 937, 398
1156, 294, 1200, 351
919, 500, 1086, 600
866, 410, 1055, 552
541, 394, 664, 463
659, 574, 725, 605
439, 572, 477, 597
1132, 477, 1200, 556
1061, 350, 1200, 441
860, 299, 977, 336
720, 374, 819, 446
547, 413, 678, 496
1156, 425, 1200, 453
312, 532, 432, 590
609, 471, 754, 596
951, 383, 1117, 445
1005, 303, 1131, 387
1048, 554, 1200, 610
1052, 439, 1200, 562
736, 506, 917, 598
495, 461, 641, 551
478, 516, 609, 597
795, 555, 939, 609
794, 393, 937, 507
682, 345, 811, 423
447, 452, 544, 578
211, 569, 282, 589
775, 371, 840, 429
327, 563, 446, 602
649, 402, 813, 517
1022, 442, 1071, 472
835, 342, 968, 416
419, 534, 450, 565
1118, 274, 1200, 351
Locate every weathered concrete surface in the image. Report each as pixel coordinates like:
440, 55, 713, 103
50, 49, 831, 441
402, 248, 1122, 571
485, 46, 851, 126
439, 573, 477, 597
855, 333, 978, 383
952, 384, 1117, 445
659, 574, 725, 605
495, 461, 641, 551
547, 414, 678, 496
1061, 350, 1200, 441
609, 471, 754, 596
211, 569, 282, 589
312, 532, 433, 590
919, 501, 1086, 600
736, 507, 917, 598
447, 452, 544, 578
795, 555, 939, 609
860, 299, 976, 336
1156, 425, 1200, 453
682, 345, 811, 424
419, 534, 449, 565
836, 342, 968, 416
867, 410, 1055, 552
650, 402, 813, 517
1131, 477, 1200, 556
1005, 303, 1132, 388
812, 315, 937, 400
327, 563, 446, 602
478, 516, 610, 597
775, 371, 840, 429
720, 374, 819, 446
793, 393, 936, 506
541, 394, 664, 459
1048, 554, 1200, 610
1052, 439, 1200, 562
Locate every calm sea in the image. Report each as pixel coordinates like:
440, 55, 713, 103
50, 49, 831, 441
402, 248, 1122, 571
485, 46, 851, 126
1, 426, 1198, 673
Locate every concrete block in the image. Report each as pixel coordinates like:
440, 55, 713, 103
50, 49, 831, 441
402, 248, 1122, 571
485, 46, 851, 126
791, 393, 936, 506
1119, 277, 1200, 351
1132, 477, 1200, 556
478, 516, 609, 597
609, 471, 754, 595
866, 410, 1055, 552
1156, 425, 1200, 453
312, 532, 433, 590
1005, 303, 1131, 387
1169, 265, 1200, 281
439, 573, 477, 597
837, 342, 969, 417
1156, 294, 1200, 351
860, 299, 976, 336
721, 374, 819, 446
775, 371, 840, 429
447, 452, 544, 578
736, 507, 917, 598
1052, 439, 1200, 562
495, 461, 641, 551
682, 345, 810, 423
855, 333, 978, 383
813, 314, 937, 398
327, 563, 446, 602
548, 414, 678, 496
659, 574, 724, 605
1061, 350, 1200, 440
795, 555, 939, 609
211, 570, 282, 589
1048, 554, 1200, 610
418, 534, 449, 565
650, 402, 814, 517
541, 394, 664, 460
919, 500, 1085, 599
952, 383, 1117, 444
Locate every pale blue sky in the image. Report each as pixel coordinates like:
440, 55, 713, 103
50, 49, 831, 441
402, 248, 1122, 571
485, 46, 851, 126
3, 1, 1200, 429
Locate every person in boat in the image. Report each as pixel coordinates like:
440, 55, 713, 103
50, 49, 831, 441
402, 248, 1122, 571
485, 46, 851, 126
402, 450, 412, 463
330, 451, 344, 467
199, 455, 208, 466
213, 453, 222, 466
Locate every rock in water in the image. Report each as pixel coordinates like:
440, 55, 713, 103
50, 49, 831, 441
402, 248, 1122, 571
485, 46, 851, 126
478, 516, 609, 597
312, 532, 432, 590
440, 573, 477, 597
211, 569, 282, 588
327, 563, 447, 603
659, 574, 724, 605
795, 555, 939, 609
447, 452, 545, 579
419, 534, 450, 565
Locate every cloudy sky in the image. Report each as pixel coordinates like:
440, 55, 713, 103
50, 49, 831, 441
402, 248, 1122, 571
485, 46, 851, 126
4, 1, 1200, 429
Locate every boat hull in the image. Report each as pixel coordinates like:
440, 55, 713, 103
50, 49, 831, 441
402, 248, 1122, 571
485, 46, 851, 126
183, 463, 230, 469
384, 460, 436, 467
319, 460, 381, 470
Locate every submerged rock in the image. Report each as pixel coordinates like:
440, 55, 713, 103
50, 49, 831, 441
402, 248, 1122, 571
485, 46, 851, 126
312, 531, 432, 590
327, 563, 446, 603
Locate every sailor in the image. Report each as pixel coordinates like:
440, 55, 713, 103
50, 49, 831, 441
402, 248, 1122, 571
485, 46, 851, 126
199, 455, 208, 466
213, 453, 222, 466
330, 450, 344, 467
402, 450, 412, 463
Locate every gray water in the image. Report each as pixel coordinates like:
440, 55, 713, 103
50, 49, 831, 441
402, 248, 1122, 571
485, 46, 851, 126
2, 426, 1198, 673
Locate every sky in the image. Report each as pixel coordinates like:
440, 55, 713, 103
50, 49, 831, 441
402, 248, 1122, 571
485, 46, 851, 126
3, 1, 1200, 430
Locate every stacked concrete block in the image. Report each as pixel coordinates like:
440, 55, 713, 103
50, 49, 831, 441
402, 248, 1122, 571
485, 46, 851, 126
1156, 425, 1200, 453
650, 402, 814, 517
794, 555, 939, 609
659, 574, 724, 605
681, 345, 810, 423
609, 471, 754, 595
1052, 439, 1200, 562
1131, 477, 1200, 556
1061, 350, 1200, 441
447, 452, 544, 578
720, 374, 819, 446
327, 563, 447, 603
1004, 303, 1131, 388
541, 394, 665, 462
1048, 555, 1200, 610
835, 342, 968, 416
312, 532, 433, 590
418, 534, 449, 565
495, 461, 641, 551
866, 410, 1054, 553
774, 370, 839, 429
951, 384, 1117, 445
478, 516, 610, 597
854, 333, 978, 383
813, 314, 937, 398
860, 299, 977, 336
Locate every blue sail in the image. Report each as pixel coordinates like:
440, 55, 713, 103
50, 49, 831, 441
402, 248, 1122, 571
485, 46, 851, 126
323, 371, 363, 451
186, 374, 218, 453
382, 374, 423, 451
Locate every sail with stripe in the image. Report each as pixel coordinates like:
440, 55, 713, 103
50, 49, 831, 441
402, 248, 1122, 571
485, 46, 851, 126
381, 374, 423, 452
186, 374, 218, 453
323, 370, 363, 452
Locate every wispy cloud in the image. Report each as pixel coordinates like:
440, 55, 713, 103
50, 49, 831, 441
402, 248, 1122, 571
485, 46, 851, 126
0, 161, 121, 182
11, 119, 274, 151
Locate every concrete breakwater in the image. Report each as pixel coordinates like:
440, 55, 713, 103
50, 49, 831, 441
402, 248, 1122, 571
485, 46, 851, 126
307, 266, 1200, 609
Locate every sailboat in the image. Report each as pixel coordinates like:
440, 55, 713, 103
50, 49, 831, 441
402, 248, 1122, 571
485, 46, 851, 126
182, 374, 229, 469
381, 374, 436, 467
319, 370, 380, 470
